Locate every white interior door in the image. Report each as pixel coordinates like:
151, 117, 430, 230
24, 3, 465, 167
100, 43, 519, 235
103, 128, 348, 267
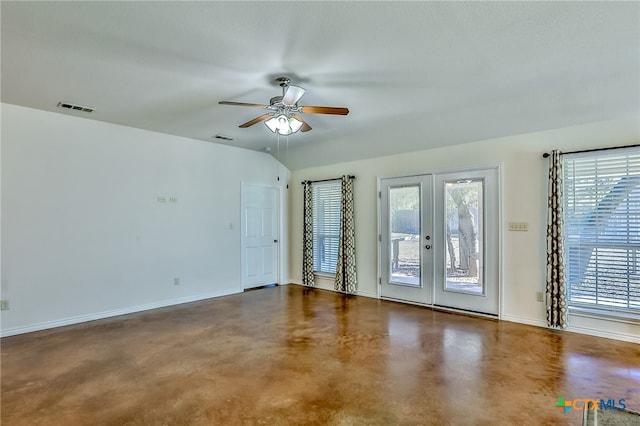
241, 183, 279, 289
380, 175, 433, 304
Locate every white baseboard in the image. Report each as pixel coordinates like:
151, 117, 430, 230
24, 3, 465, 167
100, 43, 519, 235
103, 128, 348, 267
566, 324, 640, 344
354, 289, 378, 299
287, 281, 377, 299
12, 286, 635, 344
0, 289, 239, 338
501, 314, 547, 328
501, 314, 640, 344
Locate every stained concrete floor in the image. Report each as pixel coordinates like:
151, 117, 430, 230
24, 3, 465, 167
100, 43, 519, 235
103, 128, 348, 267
2, 285, 639, 425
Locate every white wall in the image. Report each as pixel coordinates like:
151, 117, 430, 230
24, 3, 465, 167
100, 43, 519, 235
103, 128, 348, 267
1, 103, 289, 336
289, 115, 640, 343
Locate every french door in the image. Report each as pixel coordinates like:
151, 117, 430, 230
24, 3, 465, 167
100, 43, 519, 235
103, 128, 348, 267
379, 167, 499, 315
380, 175, 433, 304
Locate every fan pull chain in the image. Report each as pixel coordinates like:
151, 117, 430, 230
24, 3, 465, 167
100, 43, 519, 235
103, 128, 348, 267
276, 133, 280, 181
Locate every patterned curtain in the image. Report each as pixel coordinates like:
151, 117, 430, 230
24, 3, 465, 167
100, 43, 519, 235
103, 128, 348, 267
335, 175, 357, 293
302, 181, 315, 286
546, 150, 567, 328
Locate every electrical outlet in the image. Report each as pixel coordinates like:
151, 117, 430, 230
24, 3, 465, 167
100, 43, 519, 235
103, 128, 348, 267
509, 222, 529, 231
174, 277, 180, 286
536, 292, 544, 302
0, 300, 9, 310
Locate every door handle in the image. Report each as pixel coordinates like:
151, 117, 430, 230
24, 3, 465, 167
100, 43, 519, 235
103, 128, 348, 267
425, 245, 431, 249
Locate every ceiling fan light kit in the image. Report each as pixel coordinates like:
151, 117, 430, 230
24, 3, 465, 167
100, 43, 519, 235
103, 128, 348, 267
265, 114, 303, 136
219, 76, 349, 136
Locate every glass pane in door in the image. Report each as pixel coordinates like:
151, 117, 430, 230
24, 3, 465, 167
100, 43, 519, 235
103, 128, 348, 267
445, 180, 484, 294
389, 185, 421, 286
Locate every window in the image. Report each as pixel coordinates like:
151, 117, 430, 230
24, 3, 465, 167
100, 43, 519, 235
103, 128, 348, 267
563, 147, 640, 315
312, 181, 341, 274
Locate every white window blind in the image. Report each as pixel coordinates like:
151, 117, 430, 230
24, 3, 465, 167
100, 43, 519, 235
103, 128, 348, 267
313, 181, 341, 274
563, 148, 640, 314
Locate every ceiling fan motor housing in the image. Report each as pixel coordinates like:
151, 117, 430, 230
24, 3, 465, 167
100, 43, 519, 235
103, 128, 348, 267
275, 77, 291, 87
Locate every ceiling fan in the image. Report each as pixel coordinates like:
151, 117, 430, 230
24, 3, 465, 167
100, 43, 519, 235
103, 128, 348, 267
219, 77, 349, 136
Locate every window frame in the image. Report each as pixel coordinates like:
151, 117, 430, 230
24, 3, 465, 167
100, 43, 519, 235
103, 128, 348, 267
562, 147, 640, 319
312, 180, 342, 275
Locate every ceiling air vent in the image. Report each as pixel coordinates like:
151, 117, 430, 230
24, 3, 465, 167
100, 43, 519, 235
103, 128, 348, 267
213, 134, 234, 141
57, 102, 94, 113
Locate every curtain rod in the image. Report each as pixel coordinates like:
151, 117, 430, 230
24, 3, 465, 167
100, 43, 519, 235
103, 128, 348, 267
301, 175, 356, 184
542, 144, 640, 158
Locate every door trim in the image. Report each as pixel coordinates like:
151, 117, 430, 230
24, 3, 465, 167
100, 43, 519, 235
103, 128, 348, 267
376, 163, 503, 319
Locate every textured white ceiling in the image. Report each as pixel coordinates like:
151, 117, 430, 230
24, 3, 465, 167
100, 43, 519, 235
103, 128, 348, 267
2, 1, 638, 170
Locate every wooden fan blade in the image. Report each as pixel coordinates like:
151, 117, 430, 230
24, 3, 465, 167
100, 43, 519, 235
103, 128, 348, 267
292, 114, 312, 132
299, 106, 349, 115
219, 101, 269, 108
239, 114, 272, 128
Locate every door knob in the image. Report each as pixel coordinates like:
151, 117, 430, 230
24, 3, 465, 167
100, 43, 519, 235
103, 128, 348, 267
425, 244, 431, 249
425, 235, 431, 240
274, 239, 278, 243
